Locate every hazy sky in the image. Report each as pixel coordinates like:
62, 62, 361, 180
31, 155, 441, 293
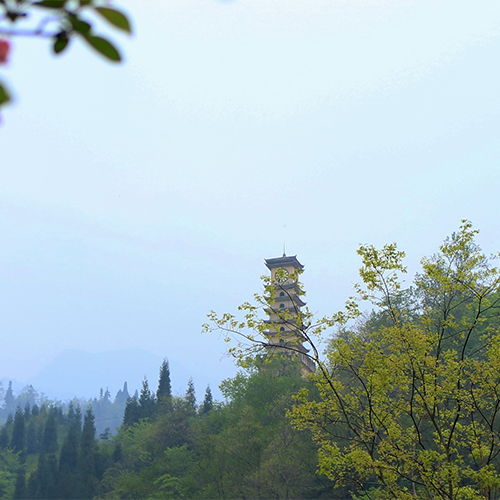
1, 0, 500, 397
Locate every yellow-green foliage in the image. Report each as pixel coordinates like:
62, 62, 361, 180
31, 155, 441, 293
289, 221, 500, 500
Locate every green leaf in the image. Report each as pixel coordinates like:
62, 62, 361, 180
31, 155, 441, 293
67, 14, 91, 35
33, 0, 66, 8
95, 7, 131, 34
53, 33, 70, 54
0, 82, 11, 106
82, 34, 121, 62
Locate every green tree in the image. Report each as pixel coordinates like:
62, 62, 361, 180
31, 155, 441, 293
10, 407, 25, 456
28, 409, 60, 498
3, 381, 15, 417
33, 453, 58, 499
123, 395, 140, 427
58, 424, 79, 499
100, 365, 328, 500
185, 378, 196, 414
66, 402, 82, 435
41, 410, 58, 455
13, 466, 26, 500
209, 221, 500, 500
201, 385, 213, 415
25, 419, 40, 455
139, 377, 156, 421
157, 359, 173, 412
0, 448, 20, 498
0, 427, 7, 449
78, 407, 98, 499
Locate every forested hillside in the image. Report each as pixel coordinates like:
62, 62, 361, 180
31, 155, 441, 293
0, 359, 345, 499
2, 223, 500, 500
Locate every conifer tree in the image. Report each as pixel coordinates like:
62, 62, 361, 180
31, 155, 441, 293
23, 404, 30, 421
139, 377, 155, 420
58, 424, 79, 499
201, 385, 213, 415
78, 408, 98, 499
28, 408, 60, 498
52, 405, 65, 424
4, 381, 15, 415
122, 395, 140, 427
34, 453, 58, 499
25, 420, 39, 455
31, 404, 40, 417
157, 359, 172, 411
66, 402, 82, 435
41, 410, 58, 455
0, 424, 9, 448
112, 442, 123, 463
185, 378, 197, 413
13, 466, 26, 500
10, 407, 25, 456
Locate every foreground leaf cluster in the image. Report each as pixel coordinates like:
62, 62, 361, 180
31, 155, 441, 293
0, 0, 131, 108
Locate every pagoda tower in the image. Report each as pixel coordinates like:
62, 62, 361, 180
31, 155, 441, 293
264, 254, 316, 374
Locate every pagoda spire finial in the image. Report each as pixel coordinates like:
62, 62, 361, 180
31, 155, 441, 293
283, 242, 286, 257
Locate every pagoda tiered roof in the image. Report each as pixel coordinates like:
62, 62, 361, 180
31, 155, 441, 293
265, 254, 304, 270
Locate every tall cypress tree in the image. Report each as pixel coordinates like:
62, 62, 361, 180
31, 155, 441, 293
201, 385, 213, 415
0, 424, 9, 448
157, 359, 172, 412
23, 403, 31, 421
4, 381, 15, 416
34, 453, 58, 499
41, 410, 58, 455
123, 395, 140, 426
58, 424, 79, 499
30, 411, 59, 499
31, 404, 40, 417
25, 420, 39, 455
139, 377, 155, 420
13, 466, 26, 500
67, 402, 82, 436
10, 406, 25, 457
77, 408, 98, 500
185, 378, 197, 414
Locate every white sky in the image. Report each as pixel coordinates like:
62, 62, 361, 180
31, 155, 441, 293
1, 0, 500, 396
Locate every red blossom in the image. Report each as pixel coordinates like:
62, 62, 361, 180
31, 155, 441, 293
0, 39, 11, 64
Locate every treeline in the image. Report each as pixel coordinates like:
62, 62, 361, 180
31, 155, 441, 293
0, 359, 346, 499
0, 381, 131, 438
101, 359, 339, 499
0, 402, 105, 498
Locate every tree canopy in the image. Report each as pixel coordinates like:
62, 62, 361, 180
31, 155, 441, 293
208, 221, 500, 500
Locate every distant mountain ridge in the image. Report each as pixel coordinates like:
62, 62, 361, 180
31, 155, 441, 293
23, 348, 194, 401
